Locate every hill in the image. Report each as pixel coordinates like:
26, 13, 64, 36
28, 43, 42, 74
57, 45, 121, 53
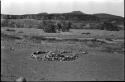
1, 11, 99, 21
93, 13, 124, 25
1, 11, 124, 23
1, 11, 124, 29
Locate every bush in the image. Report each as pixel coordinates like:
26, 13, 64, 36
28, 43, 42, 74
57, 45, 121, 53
57, 21, 72, 32
63, 21, 72, 32
1, 19, 10, 27
42, 20, 72, 33
1, 19, 22, 28
100, 22, 120, 31
43, 21, 57, 33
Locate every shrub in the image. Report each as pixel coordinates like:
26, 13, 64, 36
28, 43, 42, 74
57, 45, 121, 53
100, 22, 120, 31
1, 19, 10, 27
60, 21, 72, 32
56, 22, 62, 31
42, 21, 57, 33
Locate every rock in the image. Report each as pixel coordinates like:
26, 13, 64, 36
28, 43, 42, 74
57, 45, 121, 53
15, 77, 26, 82
82, 51, 88, 54
31, 50, 79, 62
81, 32, 90, 35
10, 47, 15, 51
31, 54, 38, 59
33, 50, 48, 55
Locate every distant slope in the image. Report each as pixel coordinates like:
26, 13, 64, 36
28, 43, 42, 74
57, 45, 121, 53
93, 13, 124, 25
63, 11, 86, 15
93, 13, 123, 19
1, 11, 99, 21
1, 11, 124, 25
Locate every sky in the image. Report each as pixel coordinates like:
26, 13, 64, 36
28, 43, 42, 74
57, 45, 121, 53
1, 0, 124, 17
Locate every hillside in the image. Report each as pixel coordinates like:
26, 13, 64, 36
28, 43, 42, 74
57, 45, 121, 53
93, 13, 124, 25
1, 11, 124, 30
93, 13, 123, 19
1, 11, 124, 23
1, 11, 99, 21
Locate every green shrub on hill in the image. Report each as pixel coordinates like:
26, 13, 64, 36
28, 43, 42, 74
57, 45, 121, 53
42, 20, 56, 33
100, 22, 120, 31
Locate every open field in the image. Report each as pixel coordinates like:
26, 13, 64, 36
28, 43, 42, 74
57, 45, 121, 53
1, 27, 124, 81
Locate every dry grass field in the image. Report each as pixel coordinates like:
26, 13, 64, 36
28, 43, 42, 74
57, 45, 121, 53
1, 27, 124, 81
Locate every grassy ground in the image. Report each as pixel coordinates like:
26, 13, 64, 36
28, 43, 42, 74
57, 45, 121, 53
1, 27, 124, 81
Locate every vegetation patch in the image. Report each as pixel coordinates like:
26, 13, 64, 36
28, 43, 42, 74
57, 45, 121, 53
81, 32, 90, 35
100, 44, 124, 54
42, 20, 72, 33
30, 35, 46, 40
99, 22, 120, 31
1, 33, 22, 40
6, 29, 16, 32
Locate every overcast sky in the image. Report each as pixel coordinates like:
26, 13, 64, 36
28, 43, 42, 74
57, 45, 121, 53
1, 0, 124, 17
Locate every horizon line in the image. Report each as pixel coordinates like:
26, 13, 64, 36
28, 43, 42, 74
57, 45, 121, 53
1, 11, 124, 17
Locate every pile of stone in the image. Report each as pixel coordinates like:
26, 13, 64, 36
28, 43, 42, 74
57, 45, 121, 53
15, 77, 26, 82
31, 50, 79, 62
